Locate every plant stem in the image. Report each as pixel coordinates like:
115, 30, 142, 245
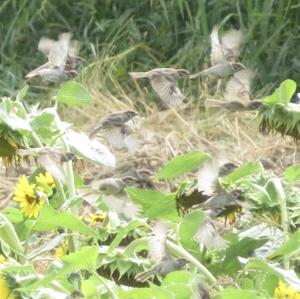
93, 270, 119, 299
166, 239, 222, 290
273, 178, 289, 269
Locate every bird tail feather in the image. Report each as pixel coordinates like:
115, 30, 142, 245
129, 72, 149, 79
135, 269, 155, 282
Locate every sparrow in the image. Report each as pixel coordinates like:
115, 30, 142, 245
129, 68, 190, 108
190, 26, 244, 79
16, 147, 75, 182
194, 214, 227, 250
148, 221, 169, 261
135, 258, 188, 282
89, 111, 138, 151
96, 176, 140, 219
197, 160, 237, 196
206, 69, 262, 111
37, 34, 84, 70
25, 33, 78, 82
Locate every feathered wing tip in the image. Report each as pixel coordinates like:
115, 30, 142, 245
25, 63, 49, 79
129, 72, 149, 79
194, 216, 227, 250
38, 37, 55, 56
135, 269, 155, 282
149, 221, 169, 261
197, 161, 218, 196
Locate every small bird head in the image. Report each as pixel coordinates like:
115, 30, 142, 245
124, 110, 138, 121
247, 101, 262, 110
230, 189, 242, 199
176, 69, 190, 77
177, 258, 189, 267
65, 70, 79, 79
121, 176, 137, 186
232, 63, 245, 72
218, 162, 237, 177
137, 169, 154, 180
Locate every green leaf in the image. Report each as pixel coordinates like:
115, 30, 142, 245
263, 79, 296, 105
216, 288, 265, 299
34, 205, 98, 238
178, 210, 204, 254
26, 233, 66, 260
65, 130, 115, 167
16, 85, 29, 102
0, 212, 24, 255
270, 230, 300, 259
222, 162, 262, 185
61, 246, 98, 272
0, 110, 31, 132
57, 81, 93, 106
126, 187, 179, 221
214, 236, 268, 276
2, 208, 24, 223
284, 164, 300, 183
156, 151, 211, 179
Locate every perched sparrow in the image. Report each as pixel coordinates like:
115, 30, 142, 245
190, 26, 244, 79
89, 110, 139, 151
206, 69, 262, 111
129, 68, 190, 108
135, 258, 188, 282
97, 176, 140, 219
26, 33, 78, 82
16, 147, 75, 182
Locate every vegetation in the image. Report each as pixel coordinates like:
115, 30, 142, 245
1, 1, 300, 299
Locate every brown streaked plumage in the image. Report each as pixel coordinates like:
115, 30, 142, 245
129, 68, 190, 108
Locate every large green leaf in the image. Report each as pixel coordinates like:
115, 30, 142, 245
284, 164, 300, 183
34, 205, 98, 238
0, 212, 24, 255
263, 79, 296, 105
126, 187, 179, 221
0, 110, 31, 132
57, 81, 93, 106
65, 130, 116, 167
222, 162, 262, 185
156, 151, 211, 179
216, 288, 265, 299
270, 230, 300, 259
178, 210, 204, 255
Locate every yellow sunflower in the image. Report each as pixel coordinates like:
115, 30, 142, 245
274, 280, 300, 299
35, 172, 55, 191
86, 212, 106, 225
0, 273, 15, 299
13, 175, 45, 218
0, 254, 6, 263
54, 241, 69, 259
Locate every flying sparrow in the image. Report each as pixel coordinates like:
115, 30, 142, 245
206, 69, 262, 111
26, 33, 78, 82
89, 110, 139, 151
190, 25, 244, 79
129, 68, 190, 108
135, 258, 188, 282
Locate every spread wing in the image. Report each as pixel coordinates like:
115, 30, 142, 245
197, 161, 219, 196
48, 32, 71, 67
38, 37, 56, 57
104, 127, 128, 150
150, 74, 184, 108
221, 29, 243, 63
224, 69, 253, 103
210, 26, 226, 65
149, 221, 168, 261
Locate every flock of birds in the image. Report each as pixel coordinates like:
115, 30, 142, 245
24, 26, 258, 290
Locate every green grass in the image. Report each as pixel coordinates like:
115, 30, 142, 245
1, 0, 300, 100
